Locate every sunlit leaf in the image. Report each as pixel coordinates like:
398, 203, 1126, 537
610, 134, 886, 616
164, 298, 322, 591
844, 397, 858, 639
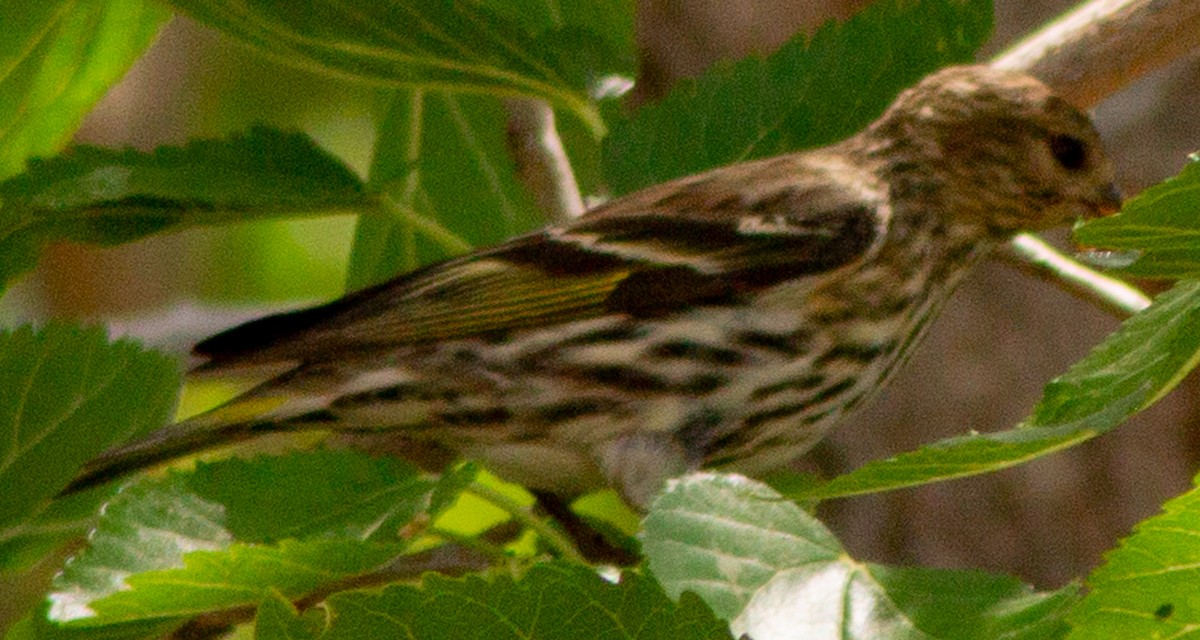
0, 0, 169, 179
323, 561, 732, 639
1068, 472, 1200, 639
0, 324, 177, 539
46, 451, 448, 625
0, 127, 371, 291
643, 473, 1076, 640
165, 0, 633, 134
1075, 155, 1200, 278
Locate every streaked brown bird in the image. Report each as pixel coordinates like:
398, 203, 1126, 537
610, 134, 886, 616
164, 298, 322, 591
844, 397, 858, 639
69, 65, 1120, 509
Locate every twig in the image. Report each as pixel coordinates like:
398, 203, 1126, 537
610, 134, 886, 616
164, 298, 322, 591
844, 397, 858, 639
505, 98, 586, 223
999, 235, 1150, 316
989, 0, 1200, 317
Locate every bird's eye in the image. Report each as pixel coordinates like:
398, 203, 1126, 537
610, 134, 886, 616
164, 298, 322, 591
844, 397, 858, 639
1049, 134, 1087, 171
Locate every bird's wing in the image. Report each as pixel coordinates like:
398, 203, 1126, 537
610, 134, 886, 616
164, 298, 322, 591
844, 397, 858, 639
195, 161, 885, 372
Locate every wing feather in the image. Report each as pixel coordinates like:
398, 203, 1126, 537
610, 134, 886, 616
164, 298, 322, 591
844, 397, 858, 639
195, 155, 884, 372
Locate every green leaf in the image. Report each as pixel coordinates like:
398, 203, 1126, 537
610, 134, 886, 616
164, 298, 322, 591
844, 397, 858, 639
0, 127, 372, 292
428, 461, 482, 518
642, 473, 1077, 640
1068, 472, 1200, 639
0, 485, 109, 572
1075, 155, 1200, 278
475, 0, 635, 65
47, 474, 405, 626
254, 591, 318, 640
346, 90, 542, 288
0, 324, 178, 538
2, 608, 177, 640
0, 0, 169, 179
184, 450, 437, 544
323, 561, 733, 639
165, 0, 631, 135
601, 0, 992, 195
797, 279, 1200, 500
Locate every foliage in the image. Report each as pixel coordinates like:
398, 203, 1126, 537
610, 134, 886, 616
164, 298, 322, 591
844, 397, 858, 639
0, 0, 169, 180
1, 0, 1198, 638
0, 128, 372, 291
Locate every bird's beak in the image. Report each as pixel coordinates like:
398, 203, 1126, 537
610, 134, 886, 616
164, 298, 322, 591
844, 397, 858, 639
1092, 182, 1123, 217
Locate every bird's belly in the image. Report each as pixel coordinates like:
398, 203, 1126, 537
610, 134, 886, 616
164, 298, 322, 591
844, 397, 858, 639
313, 300, 918, 499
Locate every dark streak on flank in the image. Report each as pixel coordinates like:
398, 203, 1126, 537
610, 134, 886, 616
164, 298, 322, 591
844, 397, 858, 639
534, 398, 616, 424
742, 380, 855, 429
751, 374, 826, 401
800, 407, 836, 425
807, 378, 856, 406
559, 322, 648, 347
743, 402, 813, 429
677, 373, 727, 395
816, 341, 896, 365
438, 407, 512, 426
736, 330, 811, 358
650, 339, 745, 366
577, 365, 669, 392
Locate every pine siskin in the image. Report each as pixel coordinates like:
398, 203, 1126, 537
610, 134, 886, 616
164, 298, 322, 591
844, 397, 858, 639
69, 65, 1120, 508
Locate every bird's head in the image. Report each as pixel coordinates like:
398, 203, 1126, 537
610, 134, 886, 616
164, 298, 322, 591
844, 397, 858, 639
866, 65, 1121, 235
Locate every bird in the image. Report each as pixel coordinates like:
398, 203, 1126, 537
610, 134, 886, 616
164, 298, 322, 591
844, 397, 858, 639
66, 65, 1120, 510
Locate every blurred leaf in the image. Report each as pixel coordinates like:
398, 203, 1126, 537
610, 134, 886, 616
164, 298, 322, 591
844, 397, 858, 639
602, 0, 992, 194
0, 0, 169, 179
0, 325, 178, 538
796, 279, 1200, 500
0, 127, 371, 292
1075, 155, 1200, 278
346, 90, 542, 288
166, 0, 630, 135
2, 608, 176, 640
47, 473, 406, 626
323, 561, 732, 639
1068, 473, 1200, 639
0, 485, 109, 572
475, 0, 635, 66
643, 473, 1077, 639
427, 461, 482, 518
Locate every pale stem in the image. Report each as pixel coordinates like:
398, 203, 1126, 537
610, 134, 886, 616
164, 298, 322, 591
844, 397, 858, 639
999, 235, 1151, 315
505, 97, 586, 223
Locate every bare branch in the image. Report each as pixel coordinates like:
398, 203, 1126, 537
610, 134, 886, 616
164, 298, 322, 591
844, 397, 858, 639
993, 0, 1200, 109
